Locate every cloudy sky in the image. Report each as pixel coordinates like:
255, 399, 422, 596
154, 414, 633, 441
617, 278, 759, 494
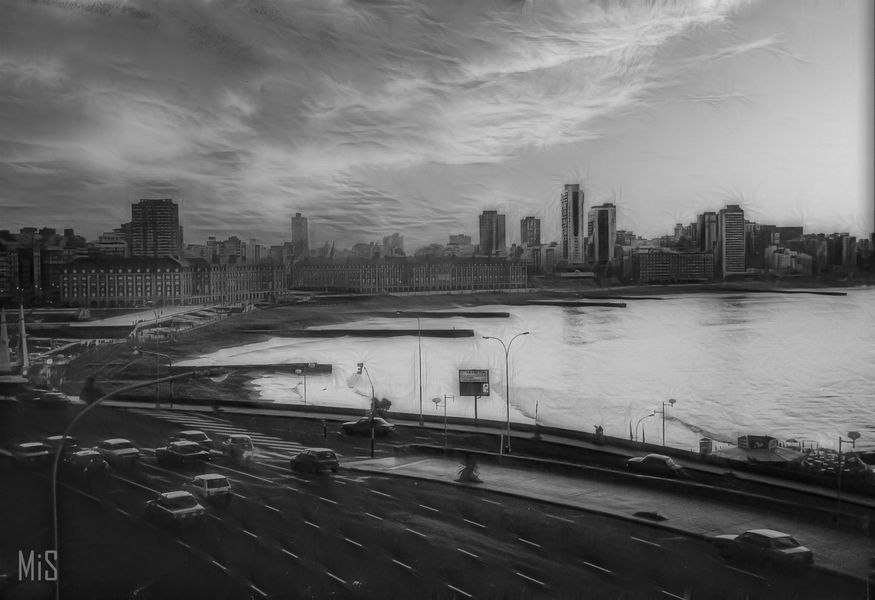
1, 0, 872, 250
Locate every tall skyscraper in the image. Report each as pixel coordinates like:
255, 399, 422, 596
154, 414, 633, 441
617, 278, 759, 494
560, 184, 585, 263
520, 217, 541, 246
478, 210, 506, 256
587, 203, 617, 265
130, 198, 181, 258
697, 211, 718, 252
291, 212, 309, 259
718, 204, 746, 276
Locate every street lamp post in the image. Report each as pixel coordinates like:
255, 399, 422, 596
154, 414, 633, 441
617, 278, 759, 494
635, 412, 656, 443
295, 368, 307, 404
432, 394, 453, 453
483, 332, 530, 455
134, 348, 173, 409
658, 398, 677, 447
837, 431, 861, 512
358, 362, 376, 458
52, 368, 228, 600
397, 311, 424, 426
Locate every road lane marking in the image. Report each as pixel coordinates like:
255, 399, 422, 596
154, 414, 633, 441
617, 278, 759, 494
365, 512, 383, 521
177, 541, 192, 550
517, 537, 541, 549
304, 520, 321, 530
405, 527, 427, 539
661, 591, 686, 599
727, 566, 766, 581
545, 514, 574, 524
281, 549, 298, 560
116, 509, 130, 518
515, 572, 546, 587
334, 479, 347, 485
344, 537, 363, 548
109, 473, 159, 495
479, 498, 502, 506
243, 529, 259, 540
631, 536, 662, 548
369, 489, 393, 499
447, 584, 473, 598
463, 518, 485, 529
57, 481, 101, 504
211, 560, 228, 572
457, 548, 479, 559
318, 496, 338, 505
249, 583, 268, 597
266, 505, 281, 514
325, 571, 347, 585
392, 559, 413, 571
418, 503, 439, 513
232, 492, 247, 500
583, 561, 612, 576
210, 463, 275, 484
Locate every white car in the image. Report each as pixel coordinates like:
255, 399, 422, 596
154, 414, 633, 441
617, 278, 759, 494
183, 473, 232, 504
96, 438, 141, 467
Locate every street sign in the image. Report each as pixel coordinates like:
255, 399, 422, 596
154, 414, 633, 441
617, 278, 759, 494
458, 369, 489, 397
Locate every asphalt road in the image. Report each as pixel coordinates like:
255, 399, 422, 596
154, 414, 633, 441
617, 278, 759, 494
0, 401, 868, 599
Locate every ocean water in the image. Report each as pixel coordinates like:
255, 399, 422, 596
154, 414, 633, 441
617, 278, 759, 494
179, 287, 875, 452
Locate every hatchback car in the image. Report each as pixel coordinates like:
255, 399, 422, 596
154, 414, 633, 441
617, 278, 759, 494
170, 430, 213, 451
183, 473, 232, 505
144, 491, 206, 527
96, 438, 141, 467
342, 416, 395, 436
713, 529, 814, 569
46, 435, 80, 459
155, 440, 212, 467
63, 449, 109, 476
291, 448, 339, 474
626, 453, 686, 478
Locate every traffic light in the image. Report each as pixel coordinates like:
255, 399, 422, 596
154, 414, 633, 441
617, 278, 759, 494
357, 363, 363, 374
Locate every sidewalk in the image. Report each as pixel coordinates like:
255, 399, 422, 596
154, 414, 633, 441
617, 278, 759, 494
344, 453, 875, 581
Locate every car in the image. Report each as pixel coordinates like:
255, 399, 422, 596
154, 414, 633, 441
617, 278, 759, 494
625, 453, 686, 478
291, 448, 339, 474
63, 449, 109, 476
342, 416, 396, 436
144, 491, 206, 527
26, 390, 73, 409
712, 529, 814, 569
45, 435, 80, 459
170, 430, 213, 451
155, 440, 212, 467
96, 438, 141, 468
183, 473, 233, 505
12, 442, 51, 467
219, 434, 255, 463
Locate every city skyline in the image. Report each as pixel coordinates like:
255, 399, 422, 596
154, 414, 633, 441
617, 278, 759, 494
2, 1, 873, 247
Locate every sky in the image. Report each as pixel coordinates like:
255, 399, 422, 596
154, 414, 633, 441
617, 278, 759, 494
1, 0, 872, 250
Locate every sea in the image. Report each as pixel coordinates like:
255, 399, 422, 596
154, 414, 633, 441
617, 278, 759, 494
179, 287, 875, 453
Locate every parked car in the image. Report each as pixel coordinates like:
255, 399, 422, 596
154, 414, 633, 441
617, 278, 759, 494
712, 529, 814, 569
155, 440, 212, 467
626, 453, 686, 478
63, 449, 109, 477
170, 430, 213, 452
12, 442, 51, 467
96, 438, 141, 468
342, 416, 395, 436
291, 448, 339, 474
219, 434, 255, 464
144, 491, 206, 527
183, 473, 232, 505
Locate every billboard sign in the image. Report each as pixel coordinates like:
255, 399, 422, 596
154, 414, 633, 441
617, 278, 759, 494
458, 369, 489, 396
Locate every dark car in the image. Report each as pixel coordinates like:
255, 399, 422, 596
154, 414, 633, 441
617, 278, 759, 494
626, 453, 686, 478
170, 430, 214, 452
155, 440, 212, 467
145, 491, 206, 527
46, 435, 80, 460
713, 529, 814, 569
291, 448, 339, 474
63, 449, 109, 476
96, 438, 141, 468
219, 434, 255, 464
342, 416, 395, 436
26, 391, 73, 409
12, 442, 51, 468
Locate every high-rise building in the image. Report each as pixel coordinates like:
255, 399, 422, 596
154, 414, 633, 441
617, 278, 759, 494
697, 212, 718, 253
291, 213, 310, 259
478, 210, 506, 256
520, 217, 541, 246
130, 198, 181, 258
587, 203, 617, 265
718, 204, 746, 276
560, 184, 585, 263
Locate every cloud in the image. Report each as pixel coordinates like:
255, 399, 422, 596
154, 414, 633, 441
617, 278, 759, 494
1, 0, 804, 246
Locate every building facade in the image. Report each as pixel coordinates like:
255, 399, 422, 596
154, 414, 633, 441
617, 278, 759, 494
560, 184, 585, 263
478, 211, 506, 256
130, 199, 182, 258
587, 203, 617, 265
291, 212, 310, 259
718, 205, 746, 276
520, 217, 541, 246
634, 250, 715, 283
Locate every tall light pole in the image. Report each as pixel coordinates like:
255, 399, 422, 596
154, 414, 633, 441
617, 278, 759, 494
295, 368, 307, 404
134, 348, 172, 409
658, 398, 677, 447
397, 311, 423, 426
358, 362, 376, 458
635, 412, 655, 442
483, 331, 530, 454
52, 368, 228, 600
432, 394, 454, 453
837, 431, 861, 512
